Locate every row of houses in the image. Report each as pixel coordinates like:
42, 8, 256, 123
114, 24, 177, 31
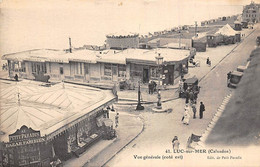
2, 48, 195, 85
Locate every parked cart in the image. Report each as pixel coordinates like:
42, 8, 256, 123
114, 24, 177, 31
179, 77, 200, 99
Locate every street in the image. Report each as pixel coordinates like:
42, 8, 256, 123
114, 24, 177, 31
105, 24, 260, 167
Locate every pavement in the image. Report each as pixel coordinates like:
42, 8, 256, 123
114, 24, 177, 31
63, 112, 144, 167
105, 25, 258, 167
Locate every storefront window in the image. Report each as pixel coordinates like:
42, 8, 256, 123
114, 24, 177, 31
42, 63, 47, 73
150, 67, 159, 78
130, 64, 142, 77
104, 63, 112, 76
60, 67, 64, 75
49, 63, 52, 73
80, 63, 82, 75
32, 63, 36, 73
118, 65, 126, 77
84, 63, 89, 75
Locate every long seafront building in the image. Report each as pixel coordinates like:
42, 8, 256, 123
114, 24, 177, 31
2, 47, 195, 85
0, 80, 117, 166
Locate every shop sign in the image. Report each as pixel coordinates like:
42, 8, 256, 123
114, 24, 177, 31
69, 59, 95, 63
47, 59, 69, 63
9, 125, 41, 142
24, 57, 46, 62
5, 137, 46, 148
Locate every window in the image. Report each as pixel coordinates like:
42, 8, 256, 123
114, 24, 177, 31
130, 64, 142, 77
118, 64, 126, 77
84, 63, 89, 75
18, 62, 26, 72
49, 63, 52, 73
60, 67, 64, 75
32, 63, 36, 73
104, 63, 112, 76
75, 62, 83, 75
42, 63, 47, 73
150, 67, 159, 78
80, 63, 82, 75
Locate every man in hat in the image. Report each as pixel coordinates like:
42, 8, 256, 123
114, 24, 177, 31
199, 102, 205, 119
115, 113, 119, 128
14, 74, 19, 81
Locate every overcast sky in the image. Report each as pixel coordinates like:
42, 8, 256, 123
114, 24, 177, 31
0, 0, 258, 55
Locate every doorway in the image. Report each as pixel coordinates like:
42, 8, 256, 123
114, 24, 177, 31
143, 68, 149, 83
112, 65, 118, 82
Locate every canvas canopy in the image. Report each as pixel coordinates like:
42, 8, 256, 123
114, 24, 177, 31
215, 24, 238, 36
0, 81, 116, 142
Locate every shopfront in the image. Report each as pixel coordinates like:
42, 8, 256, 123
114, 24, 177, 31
2, 126, 51, 167
49, 106, 113, 160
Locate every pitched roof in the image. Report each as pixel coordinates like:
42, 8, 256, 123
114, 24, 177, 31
0, 80, 116, 142
215, 24, 239, 36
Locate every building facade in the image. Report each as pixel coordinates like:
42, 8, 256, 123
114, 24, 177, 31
0, 81, 117, 166
106, 32, 139, 49
242, 1, 260, 23
3, 48, 194, 85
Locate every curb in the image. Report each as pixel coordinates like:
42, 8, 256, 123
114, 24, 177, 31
196, 93, 232, 148
199, 28, 256, 82
64, 80, 113, 90
116, 97, 179, 105
101, 116, 145, 167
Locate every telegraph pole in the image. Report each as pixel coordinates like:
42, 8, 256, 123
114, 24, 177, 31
195, 21, 198, 38
69, 37, 72, 53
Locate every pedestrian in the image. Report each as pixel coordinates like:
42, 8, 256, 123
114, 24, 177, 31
183, 109, 190, 125
115, 113, 119, 128
172, 136, 180, 151
152, 81, 157, 93
14, 74, 18, 81
106, 109, 110, 118
192, 103, 197, 119
148, 81, 152, 94
185, 90, 189, 104
199, 102, 205, 119
206, 57, 210, 65
184, 103, 190, 112
179, 79, 184, 92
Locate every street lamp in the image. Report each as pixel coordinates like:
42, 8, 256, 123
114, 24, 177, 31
155, 53, 164, 109
136, 80, 144, 110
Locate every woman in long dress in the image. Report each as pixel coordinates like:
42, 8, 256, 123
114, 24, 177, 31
183, 109, 190, 125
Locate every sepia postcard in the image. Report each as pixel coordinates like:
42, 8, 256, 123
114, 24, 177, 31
0, 0, 260, 166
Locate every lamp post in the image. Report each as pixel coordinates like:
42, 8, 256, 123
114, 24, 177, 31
155, 53, 164, 109
136, 80, 144, 110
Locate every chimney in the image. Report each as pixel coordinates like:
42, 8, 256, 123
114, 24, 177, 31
69, 37, 72, 53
